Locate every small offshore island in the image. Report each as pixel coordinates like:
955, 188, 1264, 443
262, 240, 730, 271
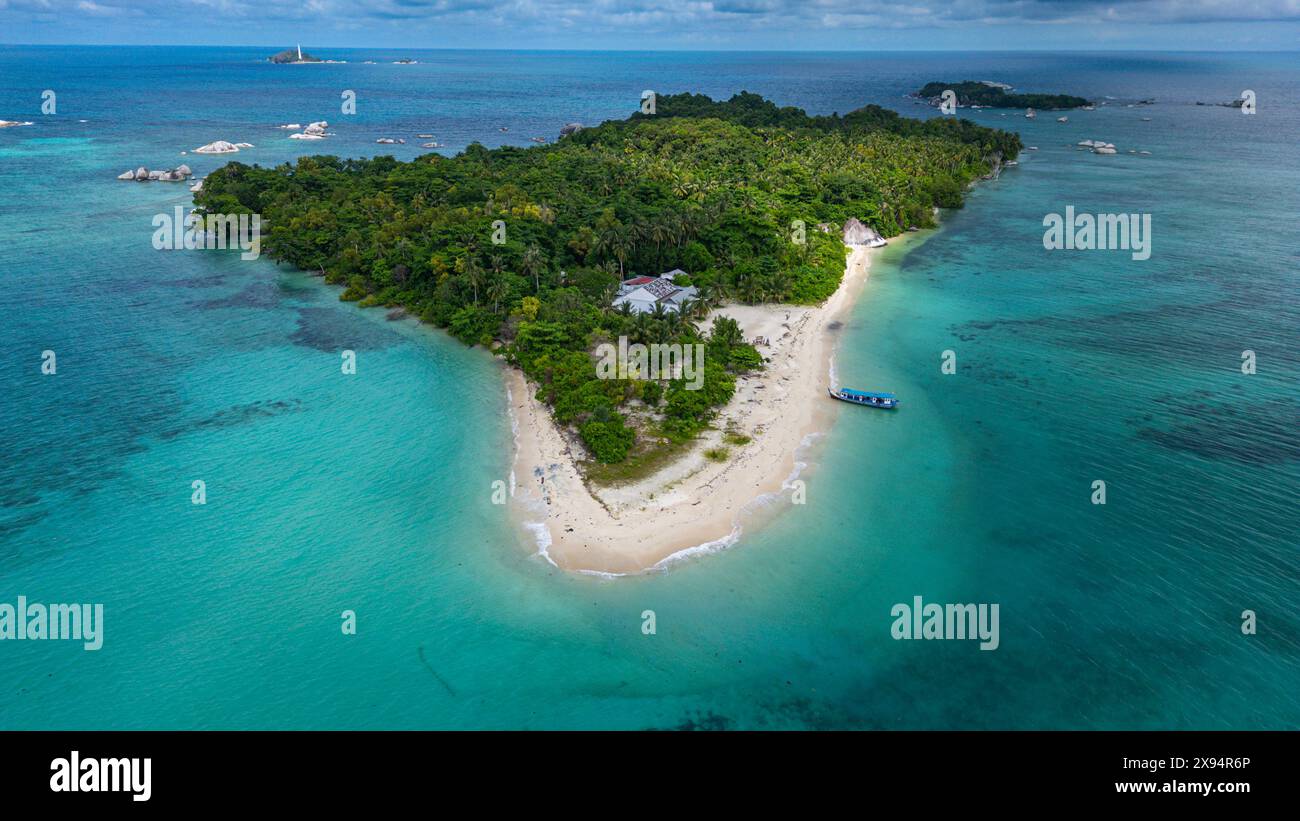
195, 92, 1019, 572
915, 81, 1092, 110
268, 46, 344, 64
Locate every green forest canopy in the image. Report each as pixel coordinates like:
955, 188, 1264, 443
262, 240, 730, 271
195, 91, 1019, 473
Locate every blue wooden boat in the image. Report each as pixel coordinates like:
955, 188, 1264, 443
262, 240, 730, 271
827, 387, 899, 409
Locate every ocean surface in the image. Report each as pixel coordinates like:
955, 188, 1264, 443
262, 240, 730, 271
1, 47, 1297, 729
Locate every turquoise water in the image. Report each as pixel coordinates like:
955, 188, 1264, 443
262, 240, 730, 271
1, 49, 1297, 728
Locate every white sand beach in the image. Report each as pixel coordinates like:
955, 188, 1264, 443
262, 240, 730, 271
507, 242, 884, 574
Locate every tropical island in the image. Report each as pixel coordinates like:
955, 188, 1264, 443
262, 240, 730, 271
916, 81, 1092, 110
195, 91, 1019, 571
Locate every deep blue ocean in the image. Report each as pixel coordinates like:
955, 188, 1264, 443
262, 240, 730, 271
1, 47, 1296, 728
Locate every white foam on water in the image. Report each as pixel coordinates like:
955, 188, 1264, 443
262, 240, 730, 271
504, 380, 519, 497
526, 519, 555, 566
503, 375, 551, 561
649, 525, 743, 571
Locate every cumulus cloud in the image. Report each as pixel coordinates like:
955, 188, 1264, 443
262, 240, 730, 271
6, 0, 1299, 27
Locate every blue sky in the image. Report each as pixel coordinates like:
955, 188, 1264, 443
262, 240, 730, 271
2, 0, 1299, 50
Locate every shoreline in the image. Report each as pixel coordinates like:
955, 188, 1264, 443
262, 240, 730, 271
506, 239, 901, 575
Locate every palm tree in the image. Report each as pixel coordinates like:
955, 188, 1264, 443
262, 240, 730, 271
767, 269, 793, 301
463, 257, 484, 305
648, 303, 672, 344
631, 311, 655, 345
610, 227, 634, 279
663, 305, 683, 337
738, 272, 763, 304
699, 280, 728, 309
648, 218, 673, 269
593, 225, 632, 279
486, 273, 510, 314
672, 300, 700, 336
521, 244, 545, 293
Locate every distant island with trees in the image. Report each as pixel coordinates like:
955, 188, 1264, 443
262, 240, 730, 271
916, 81, 1092, 110
268, 47, 321, 64
195, 92, 1019, 473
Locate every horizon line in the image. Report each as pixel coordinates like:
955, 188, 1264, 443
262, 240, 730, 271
3, 43, 1299, 54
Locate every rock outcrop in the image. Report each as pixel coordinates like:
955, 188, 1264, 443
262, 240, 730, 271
194, 140, 240, 154
117, 165, 195, 182
843, 218, 888, 248
289, 121, 330, 140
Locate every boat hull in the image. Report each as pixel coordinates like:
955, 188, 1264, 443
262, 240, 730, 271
827, 387, 899, 409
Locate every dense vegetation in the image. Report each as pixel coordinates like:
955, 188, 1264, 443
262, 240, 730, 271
196, 92, 1018, 476
916, 81, 1091, 110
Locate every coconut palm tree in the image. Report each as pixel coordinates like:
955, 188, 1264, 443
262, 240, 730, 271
648, 218, 673, 269
673, 300, 700, 335
486, 272, 510, 314
764, 269, 793, 301
521, 244, 545, 293
631, 311, 655, 345
593, 225, 634, 279
463, 257, 484, 305
696, 281, 719, 311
